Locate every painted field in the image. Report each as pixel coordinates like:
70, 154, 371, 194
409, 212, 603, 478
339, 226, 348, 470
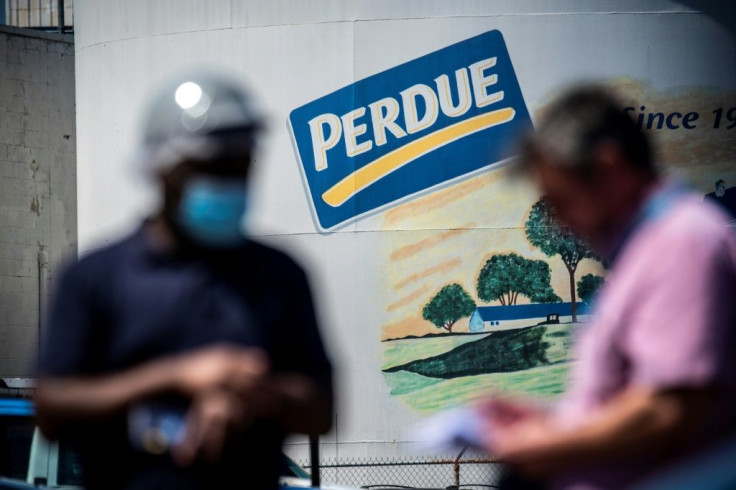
382, 333, 491, 370
544, 323, 578, 363
384, 363, 571, 412
381, 323, 580, 412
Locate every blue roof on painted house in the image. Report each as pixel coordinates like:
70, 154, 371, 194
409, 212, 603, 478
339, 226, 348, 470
473, 302, 590, 321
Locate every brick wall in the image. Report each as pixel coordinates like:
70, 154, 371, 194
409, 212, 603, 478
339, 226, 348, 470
0, 26, 76, 377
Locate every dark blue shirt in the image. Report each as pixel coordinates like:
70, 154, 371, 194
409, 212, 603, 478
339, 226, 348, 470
39, 226, 332, 490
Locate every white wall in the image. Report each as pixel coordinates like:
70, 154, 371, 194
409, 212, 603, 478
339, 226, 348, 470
73, 1, 736, 461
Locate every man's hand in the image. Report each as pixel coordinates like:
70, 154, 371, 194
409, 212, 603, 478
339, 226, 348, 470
488, 414, 559, 479
476, 397, 556, 479
478, 388, 718, 482
172, 389, 245, 467
36, 343, 332, 446
175, 344, 270, 398
35, 344, 271, 439
478, 397, 544, 429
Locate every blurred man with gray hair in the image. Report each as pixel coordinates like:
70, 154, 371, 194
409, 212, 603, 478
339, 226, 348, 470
483, 86, 736, 489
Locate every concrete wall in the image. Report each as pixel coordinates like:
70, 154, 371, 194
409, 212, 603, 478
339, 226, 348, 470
0, 25, 76, 378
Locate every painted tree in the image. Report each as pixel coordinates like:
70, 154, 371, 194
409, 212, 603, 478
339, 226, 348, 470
476, 253, 561, 305
524, 259, 563, 304
525, 198, 597, 322
422, 284, 476, 333
577, 273, 605, 304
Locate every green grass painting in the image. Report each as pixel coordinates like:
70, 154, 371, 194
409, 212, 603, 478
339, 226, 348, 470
384, 364, 571, 413
382, 333, 491, 370
381, 323, 580, 411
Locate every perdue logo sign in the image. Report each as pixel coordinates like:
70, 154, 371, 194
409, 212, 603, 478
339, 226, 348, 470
288, 30, 532, 231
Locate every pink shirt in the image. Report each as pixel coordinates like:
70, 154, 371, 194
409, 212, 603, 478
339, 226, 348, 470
553, 184, 736, 489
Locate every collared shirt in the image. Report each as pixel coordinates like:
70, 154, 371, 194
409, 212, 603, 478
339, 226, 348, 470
39, 226, 332, 490
552, 182, 736, 490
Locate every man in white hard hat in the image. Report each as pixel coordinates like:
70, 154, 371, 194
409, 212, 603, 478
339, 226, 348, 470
35, 74, 333, 490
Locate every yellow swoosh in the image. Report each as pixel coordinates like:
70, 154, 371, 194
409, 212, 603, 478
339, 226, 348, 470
321, 107, 516, 207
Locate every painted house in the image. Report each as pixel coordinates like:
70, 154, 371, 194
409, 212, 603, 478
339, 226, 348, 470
469, 302, 591, 332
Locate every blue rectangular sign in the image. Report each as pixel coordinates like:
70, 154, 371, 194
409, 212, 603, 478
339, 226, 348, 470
288, 29, 533, 231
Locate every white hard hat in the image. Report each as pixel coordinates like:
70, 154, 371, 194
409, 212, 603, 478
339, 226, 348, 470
139, 72, 263, 172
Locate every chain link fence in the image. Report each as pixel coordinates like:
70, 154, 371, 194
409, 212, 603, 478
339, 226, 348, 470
299, 454, 504, 489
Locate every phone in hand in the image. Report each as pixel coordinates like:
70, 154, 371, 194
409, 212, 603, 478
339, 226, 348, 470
128, 402, 188, 455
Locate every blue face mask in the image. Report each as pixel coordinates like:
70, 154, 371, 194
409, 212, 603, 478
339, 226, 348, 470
176, 176, 248, 248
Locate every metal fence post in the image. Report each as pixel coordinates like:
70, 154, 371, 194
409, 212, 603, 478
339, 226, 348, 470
309, 434, 320, 488
454, 445, 468, 488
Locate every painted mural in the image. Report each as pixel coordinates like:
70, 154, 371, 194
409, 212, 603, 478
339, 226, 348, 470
375, 183, 603, 412
376, 78, 736, 413
288, 28, 736, 414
